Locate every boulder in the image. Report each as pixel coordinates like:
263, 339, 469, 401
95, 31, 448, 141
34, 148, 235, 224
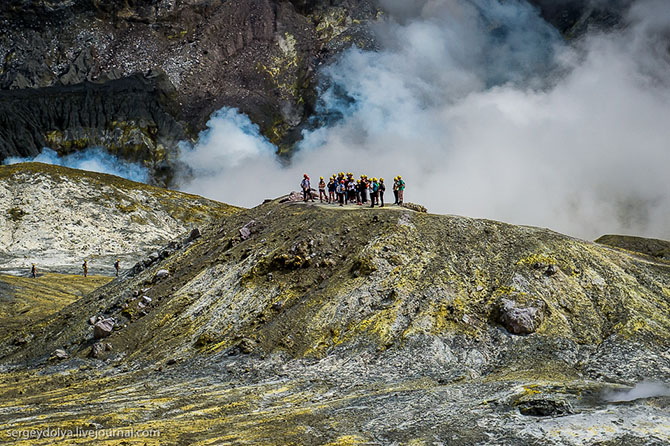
518, 398, 573, 417
52, 349, 69, 360
546, 265, 560, 276
239, 220, 257, 240
93, 318, 115, 339
89, 342, 105, 358
239, 226, 252, 240
185, 227, 201, 243
400, 202, 428, 213
154, 270, 169, 282
498, 299, 545, 335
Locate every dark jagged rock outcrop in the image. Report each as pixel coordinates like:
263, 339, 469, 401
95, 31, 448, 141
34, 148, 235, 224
0, 1, 636, 181
596, 234, 670, 260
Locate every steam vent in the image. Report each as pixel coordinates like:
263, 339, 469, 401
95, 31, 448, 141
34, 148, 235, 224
1, 1, 669, 445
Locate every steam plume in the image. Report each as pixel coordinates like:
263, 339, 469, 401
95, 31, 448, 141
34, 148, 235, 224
4, 148, 149, 183
605, 381, 670, 402
178, 0, 670, 240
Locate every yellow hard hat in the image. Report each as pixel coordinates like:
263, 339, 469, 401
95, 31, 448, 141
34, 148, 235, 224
398, 176, 402, 179
373, 178, 377, 182
320, 176, 323, 179
380, 178, 384, 181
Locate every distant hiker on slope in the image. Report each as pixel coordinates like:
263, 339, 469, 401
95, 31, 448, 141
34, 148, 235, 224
318, 177, 327, 203
31, 264, 37, 278
114, 259, 120, 277
300, 174, 314, 203
82, 259, 88, 277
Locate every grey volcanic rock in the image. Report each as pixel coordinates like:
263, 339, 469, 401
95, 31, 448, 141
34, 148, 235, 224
93, 318, 114, 339
498, 298, 546, 335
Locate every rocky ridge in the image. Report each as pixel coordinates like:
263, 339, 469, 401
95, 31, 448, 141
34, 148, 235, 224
0, 197, 668, 445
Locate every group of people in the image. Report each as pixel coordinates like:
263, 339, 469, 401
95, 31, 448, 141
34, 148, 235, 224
301, 173, 406, 208
30, 259, 121, 278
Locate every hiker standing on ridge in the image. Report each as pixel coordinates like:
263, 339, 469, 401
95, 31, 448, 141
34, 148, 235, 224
114, 259, 120, 277
31, 264, 37, 278
318, 177, 327, 203
300, 174, 314, 202
369, 178, 379, 208
393, 177, 399, 205
360, 175, 368, 204
328, 176, 336, 204
379, 178, 386, 207
397, 176, 405, 205
336, 180, 346, 206
347, 179, 356, 204
82, 259, 89, 277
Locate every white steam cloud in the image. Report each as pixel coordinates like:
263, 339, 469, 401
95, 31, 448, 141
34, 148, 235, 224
178, 0, 670, 240
4, 148, 149, 183
605, 380, 670, 402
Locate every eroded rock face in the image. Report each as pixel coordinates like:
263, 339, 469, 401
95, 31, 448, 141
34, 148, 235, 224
0, 0, 379, 167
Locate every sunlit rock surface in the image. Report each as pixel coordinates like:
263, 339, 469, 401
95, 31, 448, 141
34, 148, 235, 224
0, 163, 240, 275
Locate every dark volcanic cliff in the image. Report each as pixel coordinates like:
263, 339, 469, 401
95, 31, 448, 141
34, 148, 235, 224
0, 0, 378, 169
